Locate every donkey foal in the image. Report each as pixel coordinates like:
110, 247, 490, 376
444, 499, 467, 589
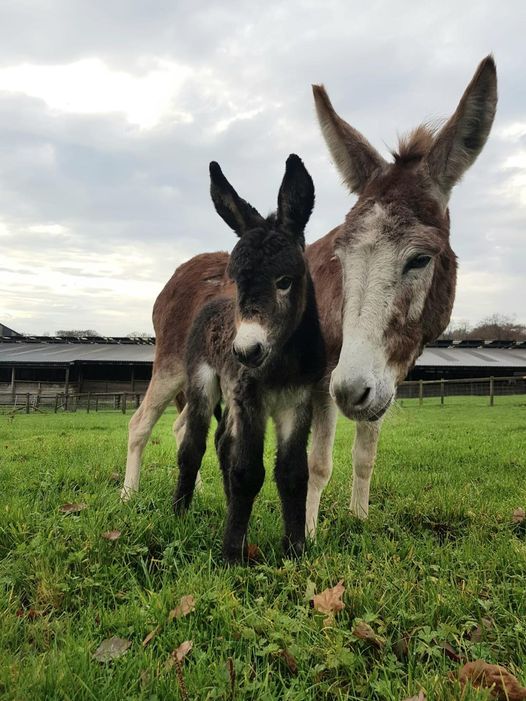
173, 155, 325, 563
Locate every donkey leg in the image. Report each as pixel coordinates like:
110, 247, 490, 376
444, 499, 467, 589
274, 399, 311, 558
122, 368, 183, 500
223, 405, 265, 563
173, 404, 203, 491
306, 390, 337, 537
173, 371, 219, 512
215, 407, 234, 504
349, 418, 382, 519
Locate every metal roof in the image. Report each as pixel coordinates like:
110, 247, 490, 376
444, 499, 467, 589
0, 342, 155, 365
0, 341, 525, 368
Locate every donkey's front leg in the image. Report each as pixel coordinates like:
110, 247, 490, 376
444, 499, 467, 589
274, 400, 312, 558
223, 407, 265, 564
349, 418, 382, 519
306, 390, 337, 537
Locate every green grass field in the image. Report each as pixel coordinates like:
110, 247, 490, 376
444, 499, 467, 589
1, 398, 526, 700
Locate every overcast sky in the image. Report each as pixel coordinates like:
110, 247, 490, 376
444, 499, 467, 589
0, 0, 524, 336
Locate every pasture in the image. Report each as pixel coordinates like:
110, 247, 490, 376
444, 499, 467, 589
1, 398, 525, 700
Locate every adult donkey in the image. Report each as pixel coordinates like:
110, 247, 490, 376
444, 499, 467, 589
122, 56, 497, 536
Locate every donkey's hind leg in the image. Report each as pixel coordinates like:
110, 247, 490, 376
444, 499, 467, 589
122, 367, 184, 500
349, 418, 382, 519
173, 366, 220, 513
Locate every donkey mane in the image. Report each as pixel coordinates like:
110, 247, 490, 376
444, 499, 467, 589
392, 124, 437, 165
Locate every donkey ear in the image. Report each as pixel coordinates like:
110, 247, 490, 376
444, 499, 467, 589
427, 55, 497, 199
209, 161, 264, 236
313, 85, 387, 194
276, 154, 314, 246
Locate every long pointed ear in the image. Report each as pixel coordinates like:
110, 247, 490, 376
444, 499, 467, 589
427, 55, 497, 198
312, 85, 387, 194
209, 161, 264, 236
276, 154, 314, 247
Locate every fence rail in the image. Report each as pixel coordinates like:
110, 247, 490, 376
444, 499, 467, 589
1, 375, 525, 414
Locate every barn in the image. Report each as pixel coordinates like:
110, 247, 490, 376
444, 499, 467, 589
1, 333, 525, 405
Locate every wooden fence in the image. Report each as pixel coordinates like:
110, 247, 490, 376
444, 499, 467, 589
1, 375, 525, 414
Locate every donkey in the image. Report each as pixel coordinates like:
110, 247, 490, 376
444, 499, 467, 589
122, 56, 497, 536
173, 154, 325, 562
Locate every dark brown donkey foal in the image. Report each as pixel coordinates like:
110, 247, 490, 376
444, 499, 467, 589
173, 155, 325, 563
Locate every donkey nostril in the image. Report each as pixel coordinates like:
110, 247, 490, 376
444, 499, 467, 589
357, 386, 371, 405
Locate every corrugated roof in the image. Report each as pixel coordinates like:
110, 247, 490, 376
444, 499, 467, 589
0, 342, 154, 365
0, 342, 525, 368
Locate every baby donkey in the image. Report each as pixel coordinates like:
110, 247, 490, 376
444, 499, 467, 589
173, 155, 326, 563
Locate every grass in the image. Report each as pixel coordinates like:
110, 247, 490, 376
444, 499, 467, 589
1, 396, 525, 700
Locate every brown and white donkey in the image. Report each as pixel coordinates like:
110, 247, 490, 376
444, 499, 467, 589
122, 56, 497, 536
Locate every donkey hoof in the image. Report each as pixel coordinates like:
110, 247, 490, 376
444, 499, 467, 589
120, 486, 135, 502
283, 537, 305, 560
172, 494, 191, 515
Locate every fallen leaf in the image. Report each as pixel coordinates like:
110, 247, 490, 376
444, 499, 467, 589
102, 530, 122, 541
247, 543, 261, 562
92, 636, 131, 662
16, 608, 44, 620
109, 472, 120, 483
393, 636, 410, 661
279, 648, 298, 675
352, 621, 385, 649
402, 692, 426, 701
142, 625, 160, 647
311, 580, 345, 616
468, 617, 494, 643
169, 595, 196, 621
459, 660, 526, 700
512, 508, 525, 524
59, 502, 88, 514
174, 640, 193, 663
440, 641, 463, 662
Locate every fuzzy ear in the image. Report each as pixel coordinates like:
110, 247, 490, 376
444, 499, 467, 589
276, 154, 314, 246
312, 85, 387, 194
427, 55, 497, 199
209, 161, 264, 236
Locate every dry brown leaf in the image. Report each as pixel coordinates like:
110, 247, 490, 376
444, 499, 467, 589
280, 649, 298, 676
174, 640, 193, 663
102, 530, 122, 541
247, 543, 261, 562
311, 580, 345, 616
468, 617, 494, 643
59, 502, 88, 514
458, 660, 526, 700
142, 625, 160, 647
92, 636, 131, 662
109, 472, 120, 483
352, 621, 385, 649
402, 692, 426, 701
16, 608, 44, 620
169, 595, 196, 621
440, 641, 463, 662
393, 636, 410, 661
512, 508, 525, 524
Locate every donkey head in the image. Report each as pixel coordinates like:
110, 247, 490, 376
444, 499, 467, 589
210, 154, 315, 369
313, 56, 497, 421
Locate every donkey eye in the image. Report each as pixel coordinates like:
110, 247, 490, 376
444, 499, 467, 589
404, 255, 432, 274
276, 276, 293, 291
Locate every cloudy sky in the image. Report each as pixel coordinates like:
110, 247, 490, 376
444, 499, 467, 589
0, 0, 524, 336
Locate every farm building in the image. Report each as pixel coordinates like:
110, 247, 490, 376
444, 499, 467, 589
0, 335, 525, 402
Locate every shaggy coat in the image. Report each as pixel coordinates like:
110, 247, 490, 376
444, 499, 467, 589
173, 155, 325, 562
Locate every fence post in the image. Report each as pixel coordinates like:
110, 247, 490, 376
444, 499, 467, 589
95, 396, 99, 412
489, 376, 494, 406
440, 378, 444, 407
54, 394, 59, 413
25, 393, 30, 414
87, 393, 91, 413
122, 393, 127, 414
419, 380, 423, 407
